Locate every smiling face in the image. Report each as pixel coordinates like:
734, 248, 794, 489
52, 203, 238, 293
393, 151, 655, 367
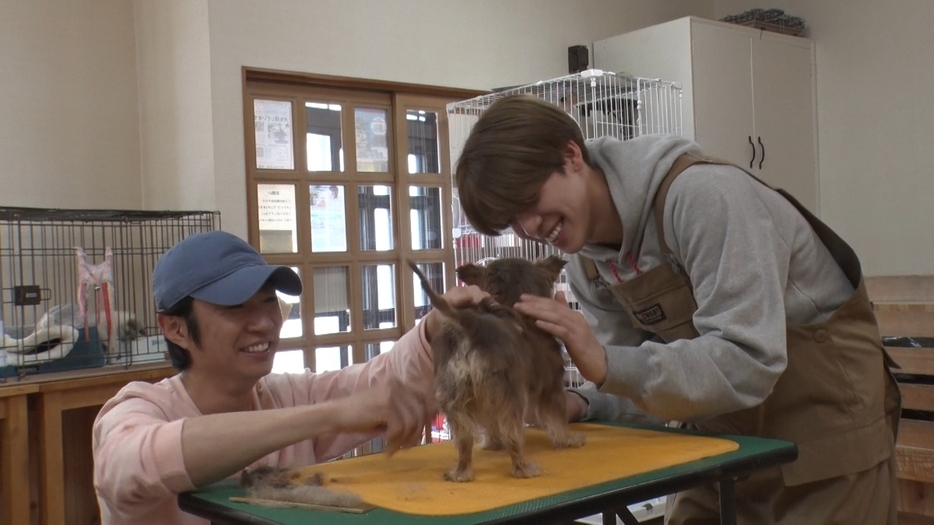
511, 171, 590, 254
161, 285, 283, 385
509, 141, 609, 254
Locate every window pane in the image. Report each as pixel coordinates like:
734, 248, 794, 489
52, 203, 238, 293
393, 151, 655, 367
412, 262, 444, 322
257, 184, 298, 254
254, 99, 294, 170
313, 266, 350, 335
305, 102, 343, 172
406, 110, 440, 174
278, 267, 302, 338
362, 263, 396, 330
272, 349, 305, 374
364, 340, 396, 361
355, 107, 389, 172
310, 184, 347, 253
359, 185, 393, 251
410, 186, 443, 250
316, 345, 352, 372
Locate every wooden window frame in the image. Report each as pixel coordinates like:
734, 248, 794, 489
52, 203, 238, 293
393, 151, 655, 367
242, 67, 486, 372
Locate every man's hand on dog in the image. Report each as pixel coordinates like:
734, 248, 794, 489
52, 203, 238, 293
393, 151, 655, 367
514, 291, 608, 385
423, 285, 489, 343
332, 377, 435, 457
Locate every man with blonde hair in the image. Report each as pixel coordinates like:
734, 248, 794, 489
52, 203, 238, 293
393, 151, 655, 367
454, 95, 900, 524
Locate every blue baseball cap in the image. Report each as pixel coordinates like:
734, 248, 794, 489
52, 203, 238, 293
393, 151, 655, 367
152, 231, 303, 312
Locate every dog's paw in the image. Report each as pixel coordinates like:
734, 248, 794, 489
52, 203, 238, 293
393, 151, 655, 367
565, 432, 584, 448
444, 468, 475, 482
511, 460, 540, 479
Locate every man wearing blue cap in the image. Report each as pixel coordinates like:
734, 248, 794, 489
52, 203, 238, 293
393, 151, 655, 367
92, 231, 487, 524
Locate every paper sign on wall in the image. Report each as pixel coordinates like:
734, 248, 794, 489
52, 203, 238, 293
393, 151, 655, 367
254, 99, 294, 170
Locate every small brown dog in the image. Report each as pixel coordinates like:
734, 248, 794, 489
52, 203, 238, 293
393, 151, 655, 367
410, 256, 583, 482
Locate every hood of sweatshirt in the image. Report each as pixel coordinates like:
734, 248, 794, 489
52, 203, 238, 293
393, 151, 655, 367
578, 134, 701, 263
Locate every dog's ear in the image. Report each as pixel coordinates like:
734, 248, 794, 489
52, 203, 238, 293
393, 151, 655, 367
480, 298, 525, 334
537, 256, 568, 283
456, 263, 487, 288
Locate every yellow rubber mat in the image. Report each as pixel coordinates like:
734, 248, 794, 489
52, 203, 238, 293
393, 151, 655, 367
299, 423, 739, 516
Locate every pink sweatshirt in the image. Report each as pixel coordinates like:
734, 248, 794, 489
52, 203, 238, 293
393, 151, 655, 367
93, 323, 435, 525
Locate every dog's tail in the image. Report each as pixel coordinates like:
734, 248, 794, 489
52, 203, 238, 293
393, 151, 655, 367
409, 261, 523, 332
408, 261, 459, 321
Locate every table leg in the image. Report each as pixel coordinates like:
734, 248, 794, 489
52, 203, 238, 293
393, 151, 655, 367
719, 477, 737, 525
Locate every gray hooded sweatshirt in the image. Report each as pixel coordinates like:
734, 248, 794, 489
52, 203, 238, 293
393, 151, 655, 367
569, 134, 854, 424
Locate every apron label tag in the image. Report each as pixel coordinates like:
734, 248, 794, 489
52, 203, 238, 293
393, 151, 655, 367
634, 303, 667, 325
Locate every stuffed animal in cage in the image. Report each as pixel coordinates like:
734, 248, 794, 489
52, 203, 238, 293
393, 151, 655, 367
0, 303, 144, 367
56, 304, 143, 362
75, 247, 118, 355
0, 311, 80, 363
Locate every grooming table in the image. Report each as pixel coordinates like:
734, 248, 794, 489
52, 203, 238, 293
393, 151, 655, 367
179, 422, 797, 525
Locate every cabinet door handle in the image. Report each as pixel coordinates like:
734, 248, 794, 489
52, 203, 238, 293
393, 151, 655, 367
758, 137, 765, 169
748, 136, 756, 169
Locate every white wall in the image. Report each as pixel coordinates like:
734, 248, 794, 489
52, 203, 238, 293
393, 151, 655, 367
0, 0, 142, 209
135, 0, 216, 212
714, 0, 934, 276
8, 1, 932, 276
0, 0, 711, 230
204, 0, 713, 237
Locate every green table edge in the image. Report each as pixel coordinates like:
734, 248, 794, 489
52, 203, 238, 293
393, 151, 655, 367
179, 421, 798, 524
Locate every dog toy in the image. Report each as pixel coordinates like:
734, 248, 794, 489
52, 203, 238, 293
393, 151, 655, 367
75, 247, 116, 348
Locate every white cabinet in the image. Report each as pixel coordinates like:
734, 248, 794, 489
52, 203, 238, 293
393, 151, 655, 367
593, 17, 819, 214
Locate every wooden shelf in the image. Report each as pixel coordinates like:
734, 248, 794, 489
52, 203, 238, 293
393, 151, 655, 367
0, 364, 177, 525
1, 384, 37, 525
35, 364, 176, 525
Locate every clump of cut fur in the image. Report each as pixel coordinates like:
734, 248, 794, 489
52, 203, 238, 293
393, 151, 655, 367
239, 466, 364, 509
410, 256, 583, 483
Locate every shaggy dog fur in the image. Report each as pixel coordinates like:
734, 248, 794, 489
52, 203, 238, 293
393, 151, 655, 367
410, 256, 583, 482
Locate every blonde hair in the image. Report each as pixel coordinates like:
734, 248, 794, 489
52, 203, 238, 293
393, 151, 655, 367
454, 95, 590, 236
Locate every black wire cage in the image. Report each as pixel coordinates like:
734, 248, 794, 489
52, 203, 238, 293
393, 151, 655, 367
0, 207, 220, 381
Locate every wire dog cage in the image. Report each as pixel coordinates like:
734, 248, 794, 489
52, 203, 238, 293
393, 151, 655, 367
447, 69, 684, 389
0, 207, 219, 381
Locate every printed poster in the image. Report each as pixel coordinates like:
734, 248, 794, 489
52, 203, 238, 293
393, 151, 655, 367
254, 99, 294, 170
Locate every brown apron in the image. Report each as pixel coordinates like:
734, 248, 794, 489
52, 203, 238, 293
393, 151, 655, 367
581, 155, 900, 522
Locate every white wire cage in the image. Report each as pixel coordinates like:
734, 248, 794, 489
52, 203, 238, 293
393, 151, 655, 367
447, 69, 683, 389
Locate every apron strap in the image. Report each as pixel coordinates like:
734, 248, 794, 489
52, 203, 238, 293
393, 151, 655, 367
773, 189, 861, 289
582, 152, 862, 290
579, 153, 718, 278
581, 257, 599, 281
653, 154, 862, 289
652, 154, 715, 256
